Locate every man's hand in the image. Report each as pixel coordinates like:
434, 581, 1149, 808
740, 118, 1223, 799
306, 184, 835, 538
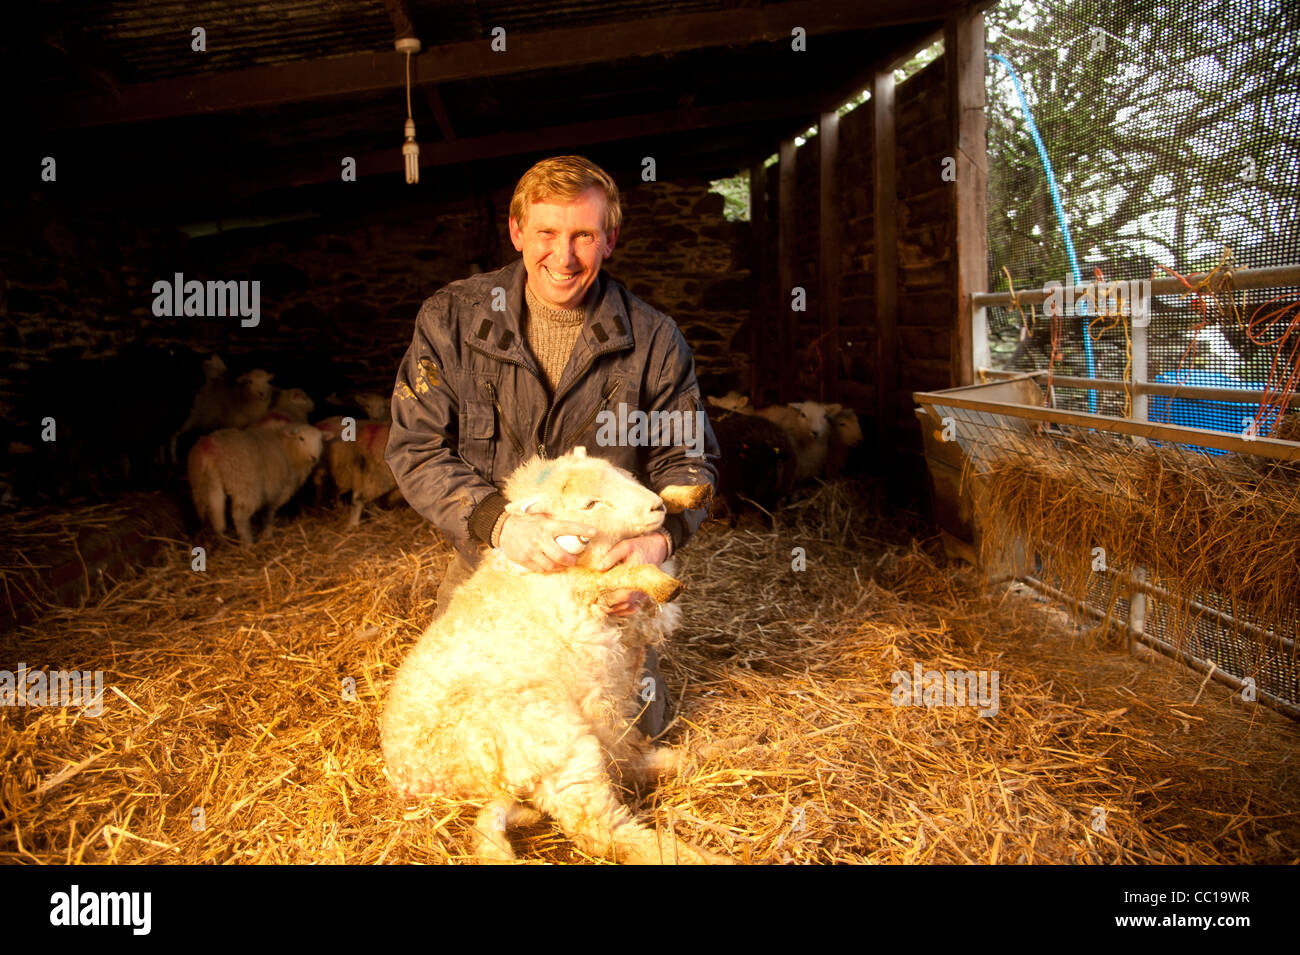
498, 513, 599, 572
594, 532, 670, 616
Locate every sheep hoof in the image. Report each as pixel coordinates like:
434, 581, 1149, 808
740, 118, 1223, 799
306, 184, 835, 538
659, 484, 712, 513
649, 577, 684, 604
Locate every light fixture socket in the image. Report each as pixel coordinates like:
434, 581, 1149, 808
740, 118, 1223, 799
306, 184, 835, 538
394, 37, 422, 55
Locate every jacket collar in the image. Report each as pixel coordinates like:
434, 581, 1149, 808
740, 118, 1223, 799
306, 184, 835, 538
463, 259, 634, 366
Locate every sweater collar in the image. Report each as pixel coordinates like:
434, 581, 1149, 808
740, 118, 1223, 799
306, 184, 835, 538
465, 259, 634, 363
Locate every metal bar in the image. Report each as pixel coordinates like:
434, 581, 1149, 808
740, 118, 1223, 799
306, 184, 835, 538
1123, 573, 1298, 654
1023, 576, 1300, 721
912, 390, 1300, 461
1037, 373, 1300, 408
972, 264, 1300, 309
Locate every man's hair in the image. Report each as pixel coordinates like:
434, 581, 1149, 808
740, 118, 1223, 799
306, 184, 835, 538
509, 155, 622, 236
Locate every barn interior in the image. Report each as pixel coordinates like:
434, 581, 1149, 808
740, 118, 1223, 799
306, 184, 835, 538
2, 0, 1298, 866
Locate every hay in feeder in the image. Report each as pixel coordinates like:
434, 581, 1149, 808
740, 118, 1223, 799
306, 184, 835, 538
1, 481, 1297, 864
971, 428, 1300, 670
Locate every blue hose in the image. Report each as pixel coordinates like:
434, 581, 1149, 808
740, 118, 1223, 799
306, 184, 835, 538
988, 52, 1097, 410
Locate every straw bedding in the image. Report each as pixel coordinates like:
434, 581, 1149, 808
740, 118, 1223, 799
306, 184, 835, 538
2, 480, 1297, 864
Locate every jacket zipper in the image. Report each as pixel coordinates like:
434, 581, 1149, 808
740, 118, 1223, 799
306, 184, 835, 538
468, 338, 630, 460
483, 381, 524, 457
563, 380, 621, 450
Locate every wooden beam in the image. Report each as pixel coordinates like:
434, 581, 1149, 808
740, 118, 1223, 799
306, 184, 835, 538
819, 21, 944, 113
749, 157, 769, 407
818, 108, 841, 404
381, 0, 418, 40
873, 69, 900, 452
424, 84, 457, 141
777, 137, 798, 403
47, 0, 956, 129
233, 95, 823, 193
946, 7, 988, 388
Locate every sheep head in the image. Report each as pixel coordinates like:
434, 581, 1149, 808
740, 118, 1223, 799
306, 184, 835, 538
274, 388, 315, 420
503, 447, 669, 567
239, 369, 275, 402
788, 401, 832, 440
281, 423, 324, 465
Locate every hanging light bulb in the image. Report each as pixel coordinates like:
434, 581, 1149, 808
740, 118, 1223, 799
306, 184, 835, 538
403, 116, 419, 184
395, 37, 422, 184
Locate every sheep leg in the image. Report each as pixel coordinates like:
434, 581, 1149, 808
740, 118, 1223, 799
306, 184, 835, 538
473, 798, 543, 864
348, 496, 364, 527
231, 501, 257, 546
622, 746, 680, 784
571, 565, 683, 605
533, 775, 726, 865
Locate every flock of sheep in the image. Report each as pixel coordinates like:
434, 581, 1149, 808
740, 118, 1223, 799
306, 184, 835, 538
177, 354, 397, 545
707, 391, 865, 519
179, 354, 864, 547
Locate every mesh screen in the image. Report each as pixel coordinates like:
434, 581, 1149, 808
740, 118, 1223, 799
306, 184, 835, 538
919, 395, 1300, 718
983, 0, 1300, 433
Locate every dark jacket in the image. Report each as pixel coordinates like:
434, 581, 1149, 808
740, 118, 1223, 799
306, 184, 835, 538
386, 259, 719, 567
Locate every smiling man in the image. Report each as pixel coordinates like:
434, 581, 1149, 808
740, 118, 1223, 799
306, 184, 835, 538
386, 155, 718, 735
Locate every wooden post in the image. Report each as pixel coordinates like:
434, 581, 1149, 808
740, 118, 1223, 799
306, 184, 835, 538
946, 8, 989, 387
778, 137, 798, 403
819, 108, 842, 404
873, 70, 899, 452
749, 157, 769, 406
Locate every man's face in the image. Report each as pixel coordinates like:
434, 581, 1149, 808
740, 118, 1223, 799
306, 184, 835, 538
509, 186, 618, 312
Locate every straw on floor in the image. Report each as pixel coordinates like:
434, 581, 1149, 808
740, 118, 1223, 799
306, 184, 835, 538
2, 481, 1297, 864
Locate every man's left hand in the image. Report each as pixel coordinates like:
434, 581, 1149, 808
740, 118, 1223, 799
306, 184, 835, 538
595, 533, 670, 616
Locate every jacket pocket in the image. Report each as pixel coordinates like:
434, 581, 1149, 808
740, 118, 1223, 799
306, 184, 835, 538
458, 400, 496, 477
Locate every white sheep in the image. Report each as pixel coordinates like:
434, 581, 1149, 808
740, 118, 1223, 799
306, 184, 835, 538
380, 447, 724, 864
187, 423, 324, 545
269, 387, 315, 423
172, 367, 276, 461
313, 418, 400, 525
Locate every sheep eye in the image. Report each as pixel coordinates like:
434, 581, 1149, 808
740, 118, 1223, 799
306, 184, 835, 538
582, 500, 599, 510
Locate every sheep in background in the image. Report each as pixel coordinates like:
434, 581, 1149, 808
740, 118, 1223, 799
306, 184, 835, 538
270, 387, 315, 423
706, 395, 862, 487
705, 390, 751, 413
187, 423, 323, 545
381, 447, 726, 864
709, 408, 796, 522
172, 366, 275, 461
825, 406, 864, 478
352, 392, 392, 422
311, 417, 401, 525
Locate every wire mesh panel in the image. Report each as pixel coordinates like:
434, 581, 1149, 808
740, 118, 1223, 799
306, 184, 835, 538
916, 384, 1300, 718
982, 0, 1300, 410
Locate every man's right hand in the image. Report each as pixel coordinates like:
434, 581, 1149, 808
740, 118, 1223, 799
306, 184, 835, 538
498, 512, 600, 573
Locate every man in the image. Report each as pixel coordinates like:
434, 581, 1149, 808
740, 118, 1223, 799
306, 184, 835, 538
385, 155, 718, 735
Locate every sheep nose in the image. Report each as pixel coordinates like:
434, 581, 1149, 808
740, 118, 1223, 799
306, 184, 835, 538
651, 500, 666, 513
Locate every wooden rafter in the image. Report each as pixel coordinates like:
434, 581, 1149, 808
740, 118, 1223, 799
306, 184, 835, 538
46, 0, 955, 129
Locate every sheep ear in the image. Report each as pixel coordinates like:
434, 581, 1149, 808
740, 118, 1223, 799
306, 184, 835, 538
513, 496, 541, 514
573, 446, 587, 458
826, 403, 842, 416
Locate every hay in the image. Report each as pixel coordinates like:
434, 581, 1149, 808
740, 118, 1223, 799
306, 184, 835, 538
2, 483, 1298, 864
972, 428, 1300, 668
